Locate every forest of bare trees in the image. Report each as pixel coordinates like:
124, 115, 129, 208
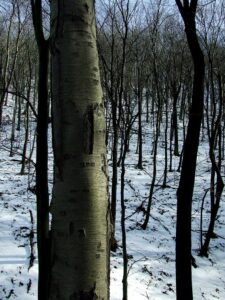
0, 0, 225, 299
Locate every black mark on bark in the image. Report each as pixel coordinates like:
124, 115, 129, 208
84, 3, 89, 13
101, 154, 108, 178
79, 284, 98, 299
78, 228, 86, 238
83, 105, 94, 154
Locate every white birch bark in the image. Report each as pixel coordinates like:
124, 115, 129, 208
49, 1, 110, 299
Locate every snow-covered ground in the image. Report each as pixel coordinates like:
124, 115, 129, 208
0, 107, 225, 299
0, 151, 38, 299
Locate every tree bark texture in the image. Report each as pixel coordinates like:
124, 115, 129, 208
49, 1, 110, 299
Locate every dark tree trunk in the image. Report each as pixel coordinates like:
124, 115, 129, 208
200, 73, 224, 256
146, 89, 150, 123
142, 42, 162, 229
10, 95, 17, 157
36, 40, 50, 300
16, 94, 21, 131
120, 103, 137, 300
175, 1, 205, 299
30, 1, 50, 299
121, 138, 128, 300
137, 80, 143, 169
20, 102, 29, 175
111, 8, 129, 249
21, 58, 32, 173
171, 88, 180, 156
141, 109, 160, 229
163, 93, 169, 188
111, 96, 119, 251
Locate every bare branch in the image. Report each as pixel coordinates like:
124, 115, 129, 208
175, 0, 184, 15
200, 0, 216, 7
0, 89, 38, 118
183, 0, 190, 9
190, 0, 198, 12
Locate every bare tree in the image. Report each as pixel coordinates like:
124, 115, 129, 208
175, 1, 205, 299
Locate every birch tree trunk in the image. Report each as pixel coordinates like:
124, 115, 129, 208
49, 1, 110, 299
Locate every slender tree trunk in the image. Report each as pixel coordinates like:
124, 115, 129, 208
16, 94, 21, 131
110, 0, 129, 248
171, 90, 180, 156
175, 1, 205, 299
111, 97, 119, 251
30, 1, 50, 299
137, 81, 143, 169
141, 111, 160, 230
121, 145, 128, 300
146, 90, 150, 123
163, 96, 169, 187
49, 1, 110, 298
20, 102, 29, 175
120, 103, 137, 300
21, 58, 33, 173
36, 39, 50, 300
10, 95, 17, 157
200, 73, 224, 256
0, 5, 14, 128
169, 112, 174, 172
